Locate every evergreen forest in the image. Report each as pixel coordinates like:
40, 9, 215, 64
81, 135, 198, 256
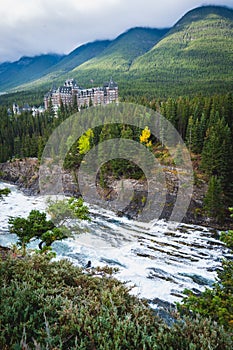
1, 92, 233, 221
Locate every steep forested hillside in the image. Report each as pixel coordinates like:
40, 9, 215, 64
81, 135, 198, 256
9, 27, 168, 92
10, 40, 112, 92
0, 6, 232, 98
128, 6, 233, 96
70, 27, 169, 85
50, 40, 111, 73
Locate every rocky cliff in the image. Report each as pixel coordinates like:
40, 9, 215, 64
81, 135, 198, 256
0, 158, 39, 195
0, 157, 220, 228
0, 158, 78, 196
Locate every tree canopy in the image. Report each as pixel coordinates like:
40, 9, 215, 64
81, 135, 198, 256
8, 197, 90, 252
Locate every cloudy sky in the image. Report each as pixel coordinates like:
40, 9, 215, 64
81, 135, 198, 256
0, 0, 232, 63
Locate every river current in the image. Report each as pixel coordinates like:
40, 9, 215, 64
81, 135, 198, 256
0, 182, 229, 306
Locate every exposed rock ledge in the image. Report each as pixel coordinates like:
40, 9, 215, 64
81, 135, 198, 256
0, 158, 226, 229
0, 158, 39, 195
0, 158, 77, 196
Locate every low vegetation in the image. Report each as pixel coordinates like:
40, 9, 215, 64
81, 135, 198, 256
0, 253, 232, 349
179, 208, 233, 331
0, 187, 11, 199
0, 205, 233, 348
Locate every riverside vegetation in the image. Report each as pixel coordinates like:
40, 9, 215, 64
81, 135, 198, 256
0, 254, 232, 349
0, 191, 233, 348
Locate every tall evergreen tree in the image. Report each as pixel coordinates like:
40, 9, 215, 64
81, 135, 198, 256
201, 116, 233, 203
204, 176, 225, 221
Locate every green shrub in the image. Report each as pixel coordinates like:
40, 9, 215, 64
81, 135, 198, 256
0, 254, 232, 349
178, 208, 233, 332
0, 254, 158, 349
0, 187, 11, 199
155, 315, 232, 350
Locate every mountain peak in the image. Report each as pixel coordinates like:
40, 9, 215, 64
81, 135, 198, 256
175, 5, 233, 28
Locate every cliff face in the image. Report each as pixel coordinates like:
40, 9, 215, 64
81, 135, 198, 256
0, 157, 219, 227
0, 158, 39, 195
0, 158, 79, 196
100, 175, 208, 226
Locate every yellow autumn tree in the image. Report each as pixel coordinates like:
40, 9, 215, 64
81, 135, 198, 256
140, 126, 152, 148
78, 129, 94, 155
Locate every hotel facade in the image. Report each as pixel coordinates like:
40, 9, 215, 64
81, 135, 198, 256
44, 78, 118, 113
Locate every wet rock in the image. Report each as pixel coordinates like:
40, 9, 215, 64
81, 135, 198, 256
147, 267, 177, 283
148, 297, 177, 326
100, 257, 126, 268
178, 272, 214, 286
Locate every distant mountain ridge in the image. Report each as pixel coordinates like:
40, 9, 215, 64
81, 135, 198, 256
73, 27, 169, 72
0, 54, 64, 92
0, 5, 233, 97
49, 40, 111, 74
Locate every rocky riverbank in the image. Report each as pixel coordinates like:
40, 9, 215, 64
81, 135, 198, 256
0, 157, 229, 229
0, 158, 77, 196
0, 158, 39, 195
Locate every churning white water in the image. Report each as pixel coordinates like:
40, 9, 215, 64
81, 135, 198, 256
0, 182, 228, 305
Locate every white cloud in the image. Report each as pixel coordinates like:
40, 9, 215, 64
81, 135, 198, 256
0, 0, 232, 62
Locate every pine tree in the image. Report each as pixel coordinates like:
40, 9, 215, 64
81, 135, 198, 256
186, 116, 195, 151
204, 176, 225, 221
201, 116, 233, 203
47, 98, 55, 117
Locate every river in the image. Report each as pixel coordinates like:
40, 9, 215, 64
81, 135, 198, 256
0, 181, 229, 307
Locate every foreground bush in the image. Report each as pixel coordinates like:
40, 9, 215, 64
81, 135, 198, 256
0, 254, 232, 349
179, 209, 233, 331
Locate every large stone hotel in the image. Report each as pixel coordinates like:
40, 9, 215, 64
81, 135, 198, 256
44, 78, 118, 113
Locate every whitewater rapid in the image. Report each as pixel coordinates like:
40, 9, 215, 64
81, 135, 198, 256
0, 182, 228, 305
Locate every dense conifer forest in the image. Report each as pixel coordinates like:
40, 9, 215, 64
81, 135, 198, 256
1, 92, 232, 220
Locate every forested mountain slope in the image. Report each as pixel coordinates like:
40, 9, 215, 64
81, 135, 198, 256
0, 5, 232, 97
9, 27, 168, 92
69, 27, 169, 85
128, 6, 233, 96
